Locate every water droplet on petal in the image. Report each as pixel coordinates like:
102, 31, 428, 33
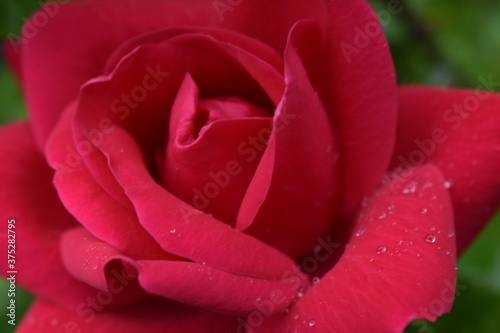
424, 234, 436, 243
308, 320, 316, 327
448, 232, 455, 238
312, 277, 321, 285
170, 228, 176, 233
377, 246, 387, 254
419, 207, 428, 214
387, 204, 397, 214
355, 229, 365, 237
379, 212, 387, 219
443, 179, 453, 189
402, 182, 417, 194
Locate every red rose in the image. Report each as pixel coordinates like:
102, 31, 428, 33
1, 0, 499, 332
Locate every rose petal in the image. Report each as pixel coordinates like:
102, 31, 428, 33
163, 74, 271, 223
45, 104, 175, 261
323, 0, 397, 215
85, 123, 302, 280
392, 86, 500, 253
237, 20, 340, 258
0, 121, 101, 310
21, 0, 326, 149
252, 164, 457, 333
16, 299, 238, 333
61, 227, 308, 316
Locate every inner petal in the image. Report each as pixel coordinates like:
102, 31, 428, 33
160, 74, 272, 224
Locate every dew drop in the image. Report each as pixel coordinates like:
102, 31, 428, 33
419, 207, 428, 214
443, 179, 453, 189
379, 212, 387, 219
376, 246, 387, 254
312, 277, 321, 285
308, 320, 316, 327
424, 234, 436, 243
447, 232, 455, 238
445, 251, 451, 255
387, 204, 397, 214
355, 229, 365, 237
369, 258, 375, 262
170, 228, 176, 234
293, 314, 299, 320
402, 182, 417, 194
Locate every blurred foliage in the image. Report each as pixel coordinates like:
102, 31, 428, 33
0, 0, 48, 37
0, 0, 499, 332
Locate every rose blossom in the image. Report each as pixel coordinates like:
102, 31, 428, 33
1, 0, 499, 332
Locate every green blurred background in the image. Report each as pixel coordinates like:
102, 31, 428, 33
0, 0, 499, 332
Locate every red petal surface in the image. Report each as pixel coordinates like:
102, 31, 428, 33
20, 0, 327, 149
0, 122, 101, 309
393, 86, 500, 253
16, 299, 238, 333
252, 165, 457, 333
237, 21, 339, 258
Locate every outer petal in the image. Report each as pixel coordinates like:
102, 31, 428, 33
392, 86, 500, 253
16, 299, 238, 333
61, 227, 307, 316
21, 0, 328, 148
323, 0, 397, 215
46, 104, 174, 261
252, 165, 457, 333
0, 122, 102, 309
